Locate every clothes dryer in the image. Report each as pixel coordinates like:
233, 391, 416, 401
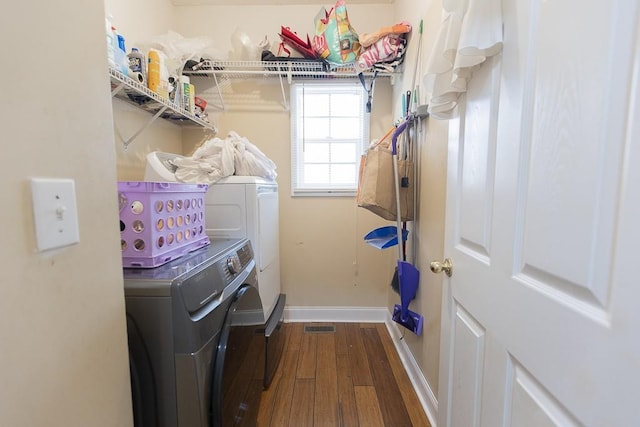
204, 176, 282, 323
143, 152, 284, 324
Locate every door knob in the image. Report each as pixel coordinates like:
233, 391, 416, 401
430, 258, 453, 277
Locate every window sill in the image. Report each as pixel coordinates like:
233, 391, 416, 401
291, 190, 356, 197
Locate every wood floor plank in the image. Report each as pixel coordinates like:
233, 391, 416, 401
354, 386, 385, 427
334, 323, 348, 355
297, 331, 317, 379
360, 323, 377, 329
375, 323, 432, 427
362, 327, 413, 427
289, 379, 315, 427
267, 350, 299, 427
314, 333, 338, 426
337, 353, 359, 427
288, 322, 304, 352
345, 323, 373, 386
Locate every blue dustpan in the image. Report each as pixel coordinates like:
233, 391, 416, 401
364, 226, 409, 249
391, 260, 423, 335
397, 260, 419, 303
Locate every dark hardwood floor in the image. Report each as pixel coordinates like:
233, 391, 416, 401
257, 322, 432, 426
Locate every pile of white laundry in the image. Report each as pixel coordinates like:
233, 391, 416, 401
172, 131, 277, 184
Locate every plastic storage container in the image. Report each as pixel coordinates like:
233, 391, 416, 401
118, 181, 210, 268
116, 33, 128, 75
105, 15, 116, 68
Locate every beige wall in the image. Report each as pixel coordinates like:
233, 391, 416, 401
1, 0, 133, 426
206, 82, 397, 308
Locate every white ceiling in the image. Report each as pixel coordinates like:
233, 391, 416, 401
171, 0, 393, 5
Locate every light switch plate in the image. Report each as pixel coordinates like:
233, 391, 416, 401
30, 178, 80, 251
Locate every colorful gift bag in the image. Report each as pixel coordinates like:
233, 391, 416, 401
312, 0, 361, 64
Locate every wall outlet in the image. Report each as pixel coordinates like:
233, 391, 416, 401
30, 178, 80, 251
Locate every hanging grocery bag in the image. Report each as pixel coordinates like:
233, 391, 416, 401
357, 128, 414, 221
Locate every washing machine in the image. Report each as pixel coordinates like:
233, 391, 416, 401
124, 238, 285, 427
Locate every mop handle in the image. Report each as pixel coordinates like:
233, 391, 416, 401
392, 118, 410, 260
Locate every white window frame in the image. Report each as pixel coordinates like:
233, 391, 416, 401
290, 81, 370, 197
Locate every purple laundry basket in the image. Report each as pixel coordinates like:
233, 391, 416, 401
118, 181, 210, 268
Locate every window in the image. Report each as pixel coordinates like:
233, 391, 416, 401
290, 82, 369, 196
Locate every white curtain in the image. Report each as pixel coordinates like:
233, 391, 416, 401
422, 0, 503, 119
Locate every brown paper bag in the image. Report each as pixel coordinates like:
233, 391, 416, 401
357, 145, 414, 221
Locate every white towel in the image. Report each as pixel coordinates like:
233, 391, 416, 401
423, 0, 503, 119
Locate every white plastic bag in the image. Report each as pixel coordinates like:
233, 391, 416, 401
229, 28, 264, 61
137, 31, 223, 75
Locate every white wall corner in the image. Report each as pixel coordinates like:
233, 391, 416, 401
385, 313, 439, 427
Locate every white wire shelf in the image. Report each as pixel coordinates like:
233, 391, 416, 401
183, 59, 398, 81
181, 59, 397, 111
109, 67, 217, 147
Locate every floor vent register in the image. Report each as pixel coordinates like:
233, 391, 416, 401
303, 325, 336, 334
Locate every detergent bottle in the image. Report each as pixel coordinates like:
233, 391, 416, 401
127, 48, 146, 84
147, 49, 161, 94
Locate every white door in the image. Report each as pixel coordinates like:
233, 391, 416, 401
436, 1, 640, 426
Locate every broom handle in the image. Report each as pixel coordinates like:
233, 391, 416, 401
393, 154, 403, 261
409, 20, 423, 111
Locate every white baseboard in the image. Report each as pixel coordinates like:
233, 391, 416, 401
284, 306, 388, 323
385, 313, 438, 427
283, 306, 438, 426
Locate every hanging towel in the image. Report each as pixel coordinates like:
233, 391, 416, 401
422, 0, 503, 119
